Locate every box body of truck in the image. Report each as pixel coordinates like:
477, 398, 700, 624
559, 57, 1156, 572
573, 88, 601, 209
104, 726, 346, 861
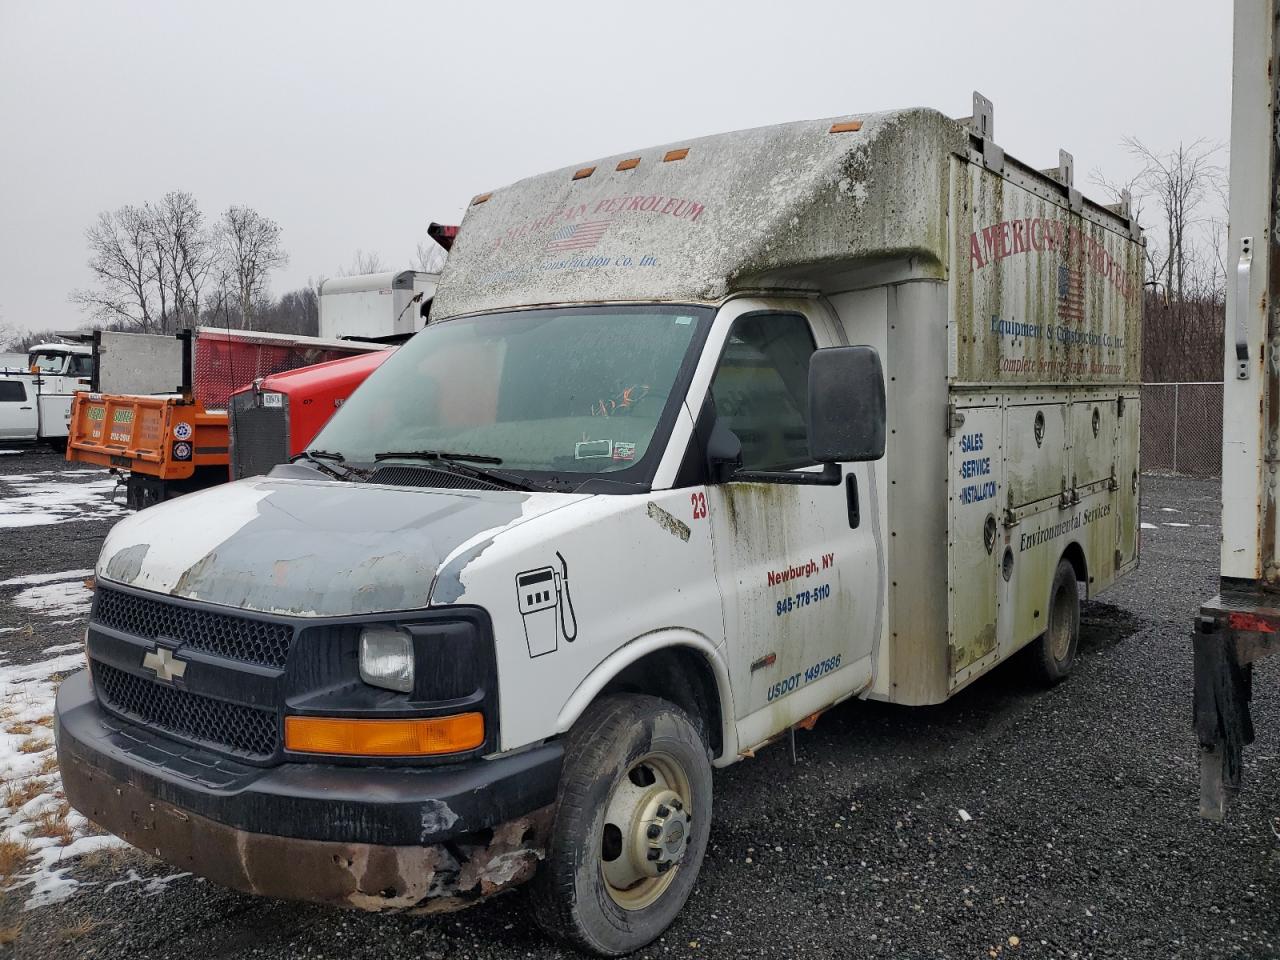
318, 270, 439, 341
56, 102, 1142, 945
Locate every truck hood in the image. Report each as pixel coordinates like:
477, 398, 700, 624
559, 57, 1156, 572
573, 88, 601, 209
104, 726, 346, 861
96, 476, 586, 617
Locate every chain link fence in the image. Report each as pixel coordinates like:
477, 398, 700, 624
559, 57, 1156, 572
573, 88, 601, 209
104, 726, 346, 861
1141, 382, 1223, 478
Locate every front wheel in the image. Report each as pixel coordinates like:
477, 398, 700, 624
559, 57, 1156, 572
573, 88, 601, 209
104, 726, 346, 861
530, 694, 712, 956
1029, 558, 1081, 684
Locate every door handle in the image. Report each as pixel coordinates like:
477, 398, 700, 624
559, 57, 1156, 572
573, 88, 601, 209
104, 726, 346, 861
1236, 236, 1252, 380
846, 474, 860, 529
19, 406, 32, 411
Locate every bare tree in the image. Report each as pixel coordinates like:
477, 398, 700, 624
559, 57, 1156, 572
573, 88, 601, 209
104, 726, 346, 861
218, 206, 288, 329
341, 249, 386, 276
414, 239, 447, 274
71, 205, 156, 331
146, 191, 214, 330
1122, 137, 1223, 303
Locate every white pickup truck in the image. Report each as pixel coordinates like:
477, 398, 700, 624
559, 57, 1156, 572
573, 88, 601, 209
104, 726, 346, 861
58, 95, 1142, 955
0, 342, 94, 447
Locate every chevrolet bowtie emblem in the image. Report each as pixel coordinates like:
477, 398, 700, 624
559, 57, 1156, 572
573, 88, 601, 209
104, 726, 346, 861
142, 646, 187, 682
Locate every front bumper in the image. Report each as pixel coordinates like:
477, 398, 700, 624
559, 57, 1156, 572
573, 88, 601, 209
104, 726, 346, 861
56, 670, 562, 910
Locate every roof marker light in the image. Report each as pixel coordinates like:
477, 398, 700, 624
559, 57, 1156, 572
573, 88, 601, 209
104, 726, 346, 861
829, 120, 863, 133
573, 166, 596, 180
663, 148, 689, 162
471, 192, 492, 205
616, 157, 641, 171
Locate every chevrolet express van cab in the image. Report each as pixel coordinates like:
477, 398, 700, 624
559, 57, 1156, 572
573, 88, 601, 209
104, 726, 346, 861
57, 95, 1142, 955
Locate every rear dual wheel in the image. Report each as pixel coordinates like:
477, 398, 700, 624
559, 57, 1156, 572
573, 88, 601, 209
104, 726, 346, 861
531, 694, 711, 956
1029, 558, 1081, 684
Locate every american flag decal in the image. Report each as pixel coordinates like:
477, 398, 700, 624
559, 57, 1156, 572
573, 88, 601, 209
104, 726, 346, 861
1057, 261, 1085, 321
546, 220, 612, 252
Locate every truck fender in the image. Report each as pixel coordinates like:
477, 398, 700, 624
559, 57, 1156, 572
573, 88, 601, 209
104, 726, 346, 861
554, 629, 739, 765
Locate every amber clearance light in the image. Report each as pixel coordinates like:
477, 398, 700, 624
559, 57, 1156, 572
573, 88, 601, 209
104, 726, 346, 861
285, 714, 484, 757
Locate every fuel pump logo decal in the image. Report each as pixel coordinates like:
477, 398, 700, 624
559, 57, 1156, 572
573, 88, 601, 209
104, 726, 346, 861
515, 551, 578, 658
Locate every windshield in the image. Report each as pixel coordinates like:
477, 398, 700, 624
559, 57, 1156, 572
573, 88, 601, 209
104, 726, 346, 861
30, 351, 68, 374
313, 305, 712, 479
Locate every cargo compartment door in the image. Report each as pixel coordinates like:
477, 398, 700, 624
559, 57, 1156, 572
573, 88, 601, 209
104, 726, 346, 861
948, 405, 1003, 689
1116, 392, 1140, 570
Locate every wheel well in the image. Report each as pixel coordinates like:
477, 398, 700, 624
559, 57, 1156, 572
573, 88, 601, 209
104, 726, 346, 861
1061, 542, 1088, 587
599, 648, 723, 759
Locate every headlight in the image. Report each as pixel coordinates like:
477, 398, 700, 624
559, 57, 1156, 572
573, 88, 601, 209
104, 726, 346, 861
359, 625, 414, 693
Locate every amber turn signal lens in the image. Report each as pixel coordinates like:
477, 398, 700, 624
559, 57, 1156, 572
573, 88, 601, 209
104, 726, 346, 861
829, 120, 862, 133
285, 714, 484, 756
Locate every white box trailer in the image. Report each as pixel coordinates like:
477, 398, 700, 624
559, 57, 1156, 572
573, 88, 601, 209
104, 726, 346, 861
317, 269, 439, 341
58, 95, 1142, 954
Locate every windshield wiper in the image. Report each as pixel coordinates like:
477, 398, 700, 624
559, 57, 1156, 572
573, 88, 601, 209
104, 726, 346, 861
374, 450, 502, 464
372, 450, 534, 491
290, 449, 358, 481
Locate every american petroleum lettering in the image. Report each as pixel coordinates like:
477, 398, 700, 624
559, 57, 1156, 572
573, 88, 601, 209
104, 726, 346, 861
968, 217, 1138, 304
492, 194, 707, 249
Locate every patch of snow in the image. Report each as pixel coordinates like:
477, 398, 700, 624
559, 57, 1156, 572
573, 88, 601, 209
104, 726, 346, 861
1141, 522, 1158, 530
41, 643, 83, 656
1160, 508, 1180, 513
0, 650, 126, 910
12, 579, 92, 619
958, 809, 973, 822
0, 474, 123, 529
0, 569, 93, 588
1164, 522, 1191, 528
0, 450, 21, 456
103, 868, 190, 896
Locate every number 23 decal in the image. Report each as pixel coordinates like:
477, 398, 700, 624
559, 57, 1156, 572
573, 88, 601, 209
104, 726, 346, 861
690, 491, 708, 520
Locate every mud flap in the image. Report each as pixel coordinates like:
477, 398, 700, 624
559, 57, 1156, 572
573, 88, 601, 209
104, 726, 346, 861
1193, 614, 1254, 820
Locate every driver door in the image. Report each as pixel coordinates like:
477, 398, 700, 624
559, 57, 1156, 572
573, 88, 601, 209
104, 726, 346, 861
699, 301, 882, 748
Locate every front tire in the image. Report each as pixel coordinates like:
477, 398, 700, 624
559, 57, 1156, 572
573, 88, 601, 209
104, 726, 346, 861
530, 694, 712, 956
1029, 558, 1081, 684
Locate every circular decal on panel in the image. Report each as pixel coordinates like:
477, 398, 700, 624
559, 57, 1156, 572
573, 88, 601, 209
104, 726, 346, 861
174, 422, 193, 440
173, 441, 192, 461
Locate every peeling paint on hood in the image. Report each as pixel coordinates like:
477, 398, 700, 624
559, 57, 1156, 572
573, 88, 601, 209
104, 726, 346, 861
96, 477, 584, 617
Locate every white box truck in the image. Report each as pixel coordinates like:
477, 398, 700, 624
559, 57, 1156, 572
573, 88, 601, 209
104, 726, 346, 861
317, 269, 439, 341
0, 341, 94, 448
57, 96, 1142, 955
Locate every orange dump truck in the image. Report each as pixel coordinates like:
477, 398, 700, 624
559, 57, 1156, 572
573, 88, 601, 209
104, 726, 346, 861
68, 328, 385, 509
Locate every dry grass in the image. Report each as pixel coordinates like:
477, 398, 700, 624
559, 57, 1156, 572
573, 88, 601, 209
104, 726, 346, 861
79, 842, 132, 870
16, 736, 52, 755
4, 723, 32, 736
2, 779, 44, 811
31, 808, 74, 846
37, 754, 58, 775
0, 924, 22, 947
32, 715, 52, 727
0, 838, 33, 880
59, 917, 99, 942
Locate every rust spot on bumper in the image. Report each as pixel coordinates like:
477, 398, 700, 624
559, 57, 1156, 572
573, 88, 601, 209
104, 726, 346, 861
62, 750, 552, 912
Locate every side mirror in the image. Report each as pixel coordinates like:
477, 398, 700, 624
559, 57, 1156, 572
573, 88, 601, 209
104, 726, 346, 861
807, 345, 887, 463
706, 416, 743, 483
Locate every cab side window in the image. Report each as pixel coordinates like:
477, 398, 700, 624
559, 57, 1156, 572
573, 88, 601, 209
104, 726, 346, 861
0, 381, 27, 402
709, 313, 816, 472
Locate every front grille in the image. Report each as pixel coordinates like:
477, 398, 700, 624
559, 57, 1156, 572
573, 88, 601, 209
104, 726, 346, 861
94, 587, 293, 669
94, 661, 278, 759
368, 465, 508, 491
229, 391, 289, 480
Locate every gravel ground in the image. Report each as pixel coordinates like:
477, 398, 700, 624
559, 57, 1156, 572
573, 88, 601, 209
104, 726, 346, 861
0, 449, 1275, 959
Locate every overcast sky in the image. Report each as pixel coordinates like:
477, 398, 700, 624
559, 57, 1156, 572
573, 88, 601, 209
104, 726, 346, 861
0, 0, 1231, 335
